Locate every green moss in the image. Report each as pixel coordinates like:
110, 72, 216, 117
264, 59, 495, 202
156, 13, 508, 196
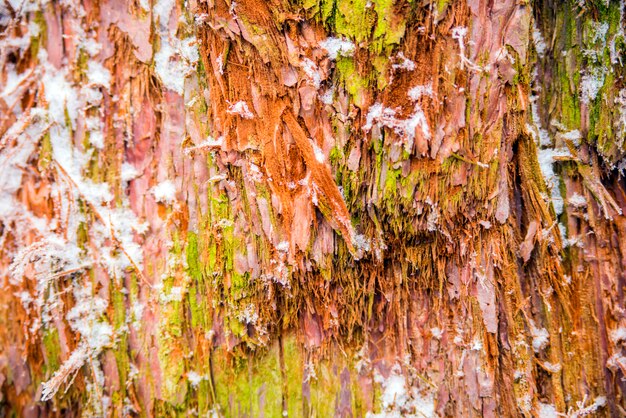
335, 57, 372, 107
212, 344, 285, 416
38, 131, 52, 170
186, 232, 211, 329
236, 14, 282, 64
157, 238, 189, 405
211, 336, 351, 417
436, 0, 450, 16
157, 299, 188, 405
383, 166, 400, 199
304, 0, 410, 103
186, 232, 202, 282
334, 0, 376, 43
42, 329, 61, 375
329, 145, 344, 165
370, 0, 406, 55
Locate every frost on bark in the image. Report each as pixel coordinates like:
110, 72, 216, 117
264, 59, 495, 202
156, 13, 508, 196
1, 0, 626, 416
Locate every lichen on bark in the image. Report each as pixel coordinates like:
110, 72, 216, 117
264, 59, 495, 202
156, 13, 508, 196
1, 0, 626, 416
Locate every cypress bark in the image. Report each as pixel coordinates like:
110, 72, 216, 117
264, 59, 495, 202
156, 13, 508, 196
0, 0, 625, 416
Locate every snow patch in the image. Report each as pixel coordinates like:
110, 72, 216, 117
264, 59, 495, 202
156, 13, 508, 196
529, 321, 549, 352
87, 61, 111, 89
532, 22, 547, 58
537, 403, 558, 418
367, 366, 437, 417
408, 83, 434, 101
153, 0, 176, 27
543, 362, 562, 373
567, 192, 587, 208
363, 85, 432, 154
392, 52, 416, 71
610, 327, 626, 344
580, 69, 605, 105
319, 37, 355, 60
560, 129, 581, 146
227, 100, 255, 119
536, 147, 570, 215
155, 36, 199, 94
301, 58, 323, 89
187, 371, 206, 388
276, 241, 289, 253
312, 142, 325, 163
451, 26, 483, 72
121, 162, 140, 183
152, 180, 177, 204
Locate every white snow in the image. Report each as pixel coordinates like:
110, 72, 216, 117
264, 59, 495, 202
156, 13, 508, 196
610, 327, 626, 344
187, 371, 205, 388
121, 162, 140, 182
216, 54, 224, 75
363, 96, 431, 154
0, 2, 156, 407
155, 36, 199, 94
1, 65, 26, 104
131, 301, 144, 324
301, 58, 323, 89
66, 282, 113, 351
368, 366, 437, 418
560, 129, 581, 146
0, 112, 45, 220
226, 101, 255, 119
529, 322, 549, 352
185, 135, 225, 154
87, 61, 111, 89
537, 403, 559, 418
431, 327, 443, 339
0, 18, 38, 54
276, 241, 290, 253
320, 86, 335, 104
392, 52, 416, 71
152, 0, 199, 93
353, 234, 371, 252
178, 37, 199, 64
237, 304, 259, 325
536, 147, 570, 214
451, 26, 482, 72
42, 64, 80, 130
529, 94, 551, 147
380, 372, 410, 410
569, 396, 606, 417
319, 37, 355, 60
607, 352, 626, 371
532, 22, 547, 58
408, 84, 434, 101
41, 280, 114, 401
471, 338, 483, 351
153, 0, 176, 27
161, 285, 185, 303
152, 180, 177, 204
450, 26, 468, 40
568, 193, 587, 208
543, 362, 562, 373
312, 142, 325, 163
88, 130, 105, 149
580, 70, 605, 105
41, 345, 89, 401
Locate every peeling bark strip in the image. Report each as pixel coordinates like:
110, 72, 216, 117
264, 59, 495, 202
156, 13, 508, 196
1, 0, 626, 416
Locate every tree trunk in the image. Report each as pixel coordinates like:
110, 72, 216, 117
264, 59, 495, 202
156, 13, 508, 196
1, 0, 626, 416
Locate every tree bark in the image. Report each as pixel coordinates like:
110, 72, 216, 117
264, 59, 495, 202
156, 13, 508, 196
1, 0, 625, 416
